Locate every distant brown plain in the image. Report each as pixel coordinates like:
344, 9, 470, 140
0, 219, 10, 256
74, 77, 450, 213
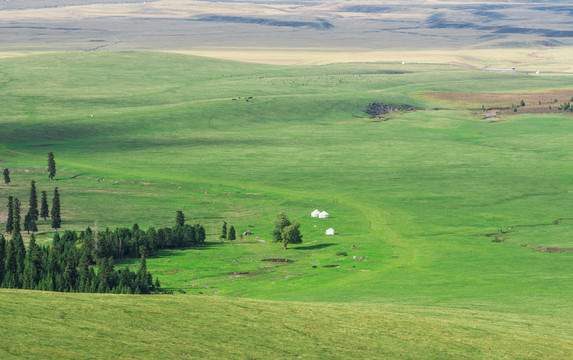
1, 0, 573, 70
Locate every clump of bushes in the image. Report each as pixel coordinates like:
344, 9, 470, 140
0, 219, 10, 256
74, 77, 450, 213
336, 251, 348, 257
365, 102, 417, 117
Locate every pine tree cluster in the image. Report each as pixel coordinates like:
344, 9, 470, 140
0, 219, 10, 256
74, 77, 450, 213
0, 232, 158, 294
0, 221, 206, 294
89, 223, 206, 260
5, 185, 60, 234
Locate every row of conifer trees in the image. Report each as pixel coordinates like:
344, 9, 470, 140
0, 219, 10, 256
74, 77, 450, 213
4, 181, 61, 234
0, 232, 157, 294
75, 221, 206, 261
0, 211, 205, 294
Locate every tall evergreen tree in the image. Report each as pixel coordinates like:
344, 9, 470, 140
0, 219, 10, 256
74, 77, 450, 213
12, 197, 21, 235
51, 187, 61, 231
0, 234, 5, 285
27, 234, 42, 287
221, 221, 227, 240
97, 257, 113, 293
78, 252, 91, 291
24, 212, 33, 234
48, 152, 56, 180
196, 225, 206, 244
3, 238, 18, 288
136, 247, 152, 294
13, 233, 26, 277
228, 225, 236, 241
40, 191, 49, 221
24, 213, 37, 233
176, 211, 185, 227
5, 196, 13, 234
62, 252, 78, 292
28, 180, 39, 221
3, 168, 10, 186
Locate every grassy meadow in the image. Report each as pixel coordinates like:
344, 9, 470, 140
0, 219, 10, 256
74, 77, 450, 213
2, 289, 573, 359
1, 51, 573, 358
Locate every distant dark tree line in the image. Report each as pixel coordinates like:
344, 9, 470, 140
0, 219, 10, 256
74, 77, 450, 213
84, 220, 206, 261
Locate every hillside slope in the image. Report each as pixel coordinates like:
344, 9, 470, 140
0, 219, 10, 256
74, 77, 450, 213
1, 289, 573, 359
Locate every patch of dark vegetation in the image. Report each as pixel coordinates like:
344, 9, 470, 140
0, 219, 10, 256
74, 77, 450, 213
341, 5, 391, 13
294, 243, 335, 250
0, 230, 162, 294
323, 265, 340, 268
477, 232, 504, 238
512, 218, 573, 229
521, 245, 571, 253
193, 15, 333, 30
261, 258, 293, 263
479, 218, 573, 247
228, 272, 258, 276
28, 144, 55, 147
365, 103, 419, 117
556, 99, 573, 112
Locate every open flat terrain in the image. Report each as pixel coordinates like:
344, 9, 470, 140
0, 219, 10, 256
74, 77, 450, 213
2, 0, 573, 68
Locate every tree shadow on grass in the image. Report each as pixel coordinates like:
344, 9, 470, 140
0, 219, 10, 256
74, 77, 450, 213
155, 243, 221, 257
293, 243, 336, 250
57, 174, 84, 181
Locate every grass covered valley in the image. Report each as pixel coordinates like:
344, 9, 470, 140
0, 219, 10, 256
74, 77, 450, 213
1, 25, 573, 359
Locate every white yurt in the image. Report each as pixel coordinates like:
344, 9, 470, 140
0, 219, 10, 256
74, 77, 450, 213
311, 209, 320, 218
326, 228, 335, 235
319, 211, 330, 218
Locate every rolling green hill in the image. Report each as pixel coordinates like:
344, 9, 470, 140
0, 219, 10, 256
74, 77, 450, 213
1, 51, 573, 358
1, 289, 573, 359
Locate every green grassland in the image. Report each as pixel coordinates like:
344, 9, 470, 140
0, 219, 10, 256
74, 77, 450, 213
2, 289, 573, 359
1, 51, 573, 358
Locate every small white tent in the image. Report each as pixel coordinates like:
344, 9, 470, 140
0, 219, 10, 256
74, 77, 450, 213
311, 209, 320, 218
319, 211, 329, 219
326, 228, 335, 235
